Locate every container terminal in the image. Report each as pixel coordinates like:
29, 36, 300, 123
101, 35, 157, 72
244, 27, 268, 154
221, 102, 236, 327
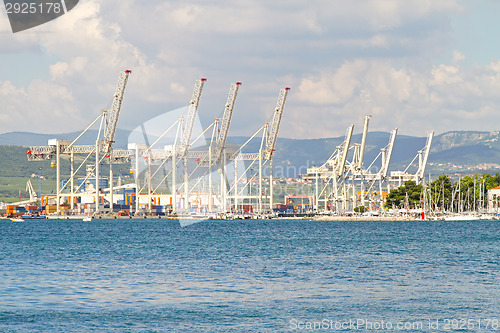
6, 69, 487, 221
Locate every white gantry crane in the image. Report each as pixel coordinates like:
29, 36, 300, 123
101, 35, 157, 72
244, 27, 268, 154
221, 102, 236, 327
179, 78, 206, 211
302, 115, 401, 213
353, 128, 398, 211
200, 82, 242, 213
390, 131, 434, 186
213, 82, 241, 163
227, 87, 290, 214
130, 78, 206, 214
169, 81, 242, 214
301, 124, 354, 212
102, 69, 132, 213
26, 70, 132, 215
264, 87, 290, 160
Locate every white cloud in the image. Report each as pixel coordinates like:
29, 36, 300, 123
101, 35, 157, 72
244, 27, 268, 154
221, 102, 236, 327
431, 64, 462, 85
0, 79, 82, 133
2, 0, 500, 142
286, 56, 500, 138
451, 50, 466, 63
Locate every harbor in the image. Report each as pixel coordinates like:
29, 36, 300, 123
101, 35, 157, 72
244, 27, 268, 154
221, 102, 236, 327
2, 72, 500, 221
3, 2, 500, 332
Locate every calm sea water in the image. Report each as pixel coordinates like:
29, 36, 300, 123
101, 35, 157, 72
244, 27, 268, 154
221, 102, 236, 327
0, 219, 498, 332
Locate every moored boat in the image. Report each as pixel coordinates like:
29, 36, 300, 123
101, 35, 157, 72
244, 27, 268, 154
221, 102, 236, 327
444, 214, 481, 221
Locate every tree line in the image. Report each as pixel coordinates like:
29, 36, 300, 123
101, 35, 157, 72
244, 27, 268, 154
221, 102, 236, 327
384, 173, 500, 211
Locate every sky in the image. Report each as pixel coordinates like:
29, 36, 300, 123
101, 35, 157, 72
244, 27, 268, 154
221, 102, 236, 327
1, 0, 500, 140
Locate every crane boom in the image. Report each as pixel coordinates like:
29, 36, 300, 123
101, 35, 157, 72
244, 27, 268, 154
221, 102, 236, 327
104, 70, 132, 153
356, 115, 371, 171
380, 128, 398, 178
180, 78, 207, 156
416, 131, 434, 181
338, 125, 354, 177
264, 87, 290, 160
214, 82, 241, 161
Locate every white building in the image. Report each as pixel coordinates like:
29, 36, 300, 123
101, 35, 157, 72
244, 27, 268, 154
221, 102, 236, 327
487, 186, 500, 213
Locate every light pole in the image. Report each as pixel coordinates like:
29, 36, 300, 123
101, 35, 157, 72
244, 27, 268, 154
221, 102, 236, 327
38, 167, 43, 210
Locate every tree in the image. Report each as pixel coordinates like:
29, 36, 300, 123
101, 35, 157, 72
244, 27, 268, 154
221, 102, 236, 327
354, 205, 367, 213
385, 181, 423, 209
428, 175, 453, 212
427, 174, 495, 212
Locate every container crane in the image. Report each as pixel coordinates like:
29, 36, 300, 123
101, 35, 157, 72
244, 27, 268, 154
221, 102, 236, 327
103, 70, 131, 214
180, 78, 206, 209
356, 128, 398, 211
379, 128, 398, 179
199, 82, 241, 213
9, 179, 38, 206
301, 124, 354, 211
264, 87, 290, 211
26, 70, 132, 215
130, 78, 206, 212
417, 131, 434, 182
390, 131, 434, 186
225, 87, 290, 213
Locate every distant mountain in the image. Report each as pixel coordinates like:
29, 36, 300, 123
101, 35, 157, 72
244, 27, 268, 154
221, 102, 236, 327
421, 131, 500, 175
0, 129, 131, 149
432, 131, 500, 152
1, 129, 500, 178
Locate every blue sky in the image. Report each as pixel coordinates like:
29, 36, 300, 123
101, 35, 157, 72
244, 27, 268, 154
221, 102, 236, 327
449, 1, 500, 66
1, 0, 500, 139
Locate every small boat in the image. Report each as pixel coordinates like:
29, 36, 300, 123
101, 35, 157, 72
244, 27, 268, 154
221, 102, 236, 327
82, 216, 92, 222
10, 218, 25, 222
20, 215, 47, 220
444, 214, 481, 221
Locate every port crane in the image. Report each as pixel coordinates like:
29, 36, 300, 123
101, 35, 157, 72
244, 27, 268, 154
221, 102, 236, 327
165, 81, 241, 213
349, 128, 398, 211
26, 70, 132, 215
343, 115, 371, 210
129, 78, 206, 213
301, 124, 354, 212
98, 81, 290, 216
176, 78, 206, 211
8, 179, 38, 206
103, 70, 132, 213
302, 116, 401, 213
390, 131, 434, 186
227, 87, 290, 213
195, 82, 241, 212
131, 81, 243, 214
